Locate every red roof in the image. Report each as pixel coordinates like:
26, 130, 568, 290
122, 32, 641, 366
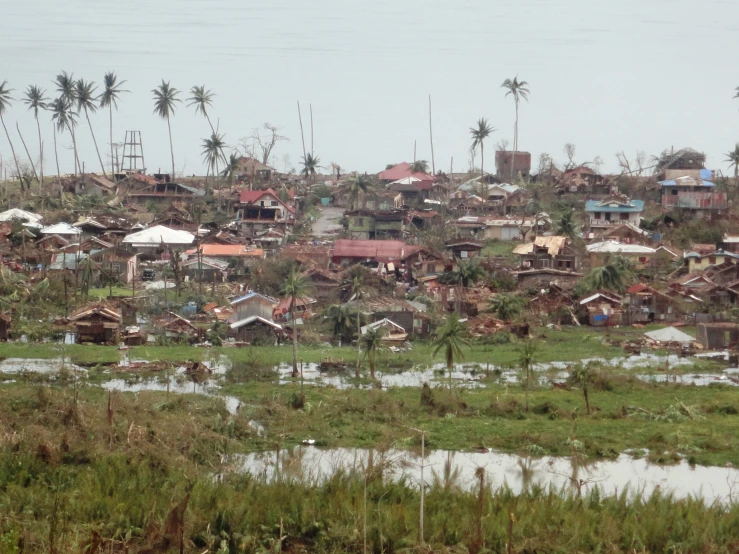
378, 162, 435, 183
240, 188, 281, 204
627, 283, 649, 294
333, 239, 407, 261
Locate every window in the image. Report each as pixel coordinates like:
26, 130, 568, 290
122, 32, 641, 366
539, 259, 550, 268
461, 251, 469, 258
594, 212, 601, 220
639, 257, 647, 264
260, 201, 265, 207
357, 217, 364, 226
605, 212, 612, 221
709, 256, 717, 265
620, 213, 629, 220
566, 260, 572, 269
271, 201, 278, 206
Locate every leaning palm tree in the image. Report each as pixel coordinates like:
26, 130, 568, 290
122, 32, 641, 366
469, 117, 495, 198
187, 85, 216, 133
361, 326, 385, 381
583, 261, 630, 294
556, 209, 578, 240
280, 268, 314, 378
725, 143, 739, 180
201, 132, 227, 209
432, 314, 468, 399
152, 80, 181, 179
22, 85, 48, 189
300, 153, 320, 186
53, 71, 81, 173
501, 76, 530, 181
99, 72, 128, 175
0, 81, 22, 183
74, 79, 106, 177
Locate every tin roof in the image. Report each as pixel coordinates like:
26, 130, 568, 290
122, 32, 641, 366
185, 244, 264, 258
586, 240, 655, 254
585, 199, 644, 213
378, 162, 435, 183
659, 176, 715, 187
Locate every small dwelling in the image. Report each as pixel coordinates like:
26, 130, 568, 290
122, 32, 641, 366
579, 292, 622, 326
361, 318, 408, 344
230, 316, 283, 343
69, 305, 121, 344
584, 197, 644, 229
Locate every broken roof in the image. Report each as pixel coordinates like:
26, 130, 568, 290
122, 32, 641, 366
586, 241, 656, 255
122, 225, 195, 247
0, 208, 43, 224
40, 222, 81, 236
659, 176, 715, 188
644, 326, 695, 344
513, 236, 568, 256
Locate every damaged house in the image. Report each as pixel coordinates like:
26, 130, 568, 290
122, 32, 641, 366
69, 305, 121, 344
513, 236, 579, 271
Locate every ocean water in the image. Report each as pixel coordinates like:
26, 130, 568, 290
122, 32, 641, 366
2, 0, 737, 177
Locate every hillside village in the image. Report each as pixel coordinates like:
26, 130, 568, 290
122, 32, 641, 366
1, 145, 738, 353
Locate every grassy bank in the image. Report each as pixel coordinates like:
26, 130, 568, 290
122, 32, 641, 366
0, 325, 701, 368
0, 384, 739, 552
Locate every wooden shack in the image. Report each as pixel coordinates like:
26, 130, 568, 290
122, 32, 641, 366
69, 305, 121, 344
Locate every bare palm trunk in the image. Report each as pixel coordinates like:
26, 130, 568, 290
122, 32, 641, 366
0, 115, 21, 185
52, 126, 60, 179
35, 115, 44, 192
16, 123, 39, 188
68, 124, 81, 175
511, 100, 519, 183
481, 142, 487, 201
291, 301, 298, 377
356, 309, 361, 377
84, 108, 106, 177
167, 115, 176, 180
109, 105, 114, 175
524, 364, 529, 412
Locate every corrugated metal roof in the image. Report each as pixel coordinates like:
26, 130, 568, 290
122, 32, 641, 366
230, 292, 279, 306
378, 162, 435, 182
659, 176, 715, 187
513, 236, 567, 256
585, 199, 644, 213
586, 240, 655, 254
122, 225, 195, 246
185, 244, 264, 258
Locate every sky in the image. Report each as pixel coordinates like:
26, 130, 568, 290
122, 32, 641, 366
1, 0, 738, 179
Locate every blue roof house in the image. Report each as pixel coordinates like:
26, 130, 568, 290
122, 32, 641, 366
584, 197, 645, 228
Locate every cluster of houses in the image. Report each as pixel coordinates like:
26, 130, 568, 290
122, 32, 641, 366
0, 145, 737, 348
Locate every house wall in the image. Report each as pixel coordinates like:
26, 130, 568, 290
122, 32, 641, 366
589, 252, 653, 270
662, 189, 728, 210
688, 256, 735, 272
232, 297, 275, 322
587, 211, 641, 226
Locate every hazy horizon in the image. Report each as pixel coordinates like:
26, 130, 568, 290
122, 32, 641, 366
2, 0, 738, 180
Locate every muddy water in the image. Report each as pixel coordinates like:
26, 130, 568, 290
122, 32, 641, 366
231, 447, 739, 504
0, 358, 86, 375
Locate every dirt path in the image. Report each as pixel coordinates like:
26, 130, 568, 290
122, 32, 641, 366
311, 206, 344, 237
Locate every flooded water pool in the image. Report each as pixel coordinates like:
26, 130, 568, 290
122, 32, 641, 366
0, 358, 86, 374
230, 447, 739, 504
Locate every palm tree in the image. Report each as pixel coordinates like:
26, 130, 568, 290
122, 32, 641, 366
74, 79, 106, 177
489, 293, 523, 322
501, 76, 530, 181
53, 72, 81, 173
469, 118, 495, 199
725, 144, 739, 180
571, 364, 593, 415
48, 97, 76, 180
517, 339, 538, 412
152, 80, 181, 179
301, 153, 321, 186
99, 72, 128, 175
22, 86, 48, 189
410, 160, 430, 174
324, 303, 354, 345
432, 314, 468, 399
187, 85, 216, 133
344, 173, 375, 210
556, 209, 578, 240
201, 132, 227, 206
440, 260, 486, 288
280, 268, 313, 377
583, 259, 631, 294
348, 270, 368, 377
220, 152, 240, 210
0, 81, 21, 183
361, 326, 385, 381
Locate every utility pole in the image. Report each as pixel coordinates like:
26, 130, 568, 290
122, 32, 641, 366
428, 95, 435, 176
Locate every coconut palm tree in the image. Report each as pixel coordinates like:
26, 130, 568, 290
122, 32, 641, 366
725, 143, 739, 180
22, 85, 48, 189
48, 97, 76, 180
0, 81, 22, 183
74, 79, 106, 177
99, 72, 128, 175
556, 209, 578, 240
152, 80, 181, 180
201, 132, 227, 210
501, 76, 530, 181
361, 326, 385, 381
440, 260, 486, 288
300, 153, 320, 186
432, 314, 468, 399
410, 160, 430, 174
53, 72, 81, 173
280, 268, 313, 378
348, 270, 368, 378
220, 152, 240, 210
187, 85, 216, 133
489, 293, 523, 322
583, 259, 631, 294
324, 303, 354, 345
469, 118, 495, 198
517, 339, 538, 412
343, 172, 375, 210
